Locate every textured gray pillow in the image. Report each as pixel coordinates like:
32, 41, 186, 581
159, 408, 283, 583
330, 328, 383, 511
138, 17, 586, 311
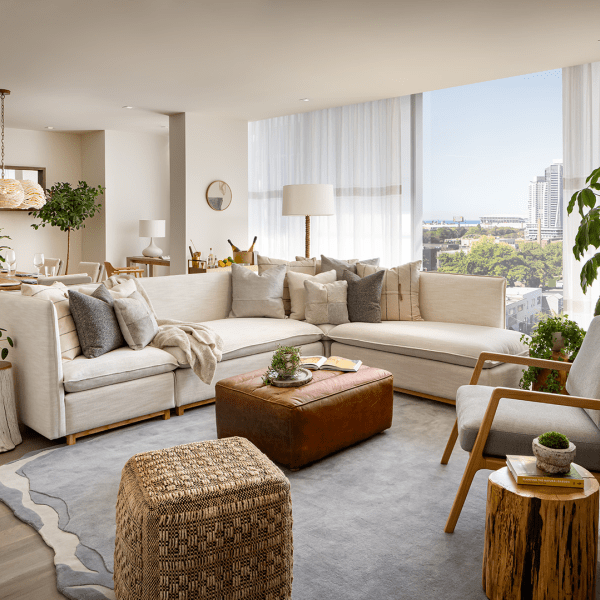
113, 291, 159, 350
321, 255, 380, 280
304, 279, 349, 325
343, 269, 385, 323
68, 285, 126, 358
230, 263, 287, 319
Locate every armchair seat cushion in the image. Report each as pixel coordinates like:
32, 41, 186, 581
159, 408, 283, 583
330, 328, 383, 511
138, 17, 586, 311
456, 384, 600, 471
328, 321, 528, 369
63, 346, 178, 392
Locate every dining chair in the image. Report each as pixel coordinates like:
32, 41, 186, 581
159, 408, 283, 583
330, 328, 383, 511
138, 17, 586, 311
42, 257, 62, 276
442, 315, 600, 533
104, 262, 144, 278
77, 262, 101, 282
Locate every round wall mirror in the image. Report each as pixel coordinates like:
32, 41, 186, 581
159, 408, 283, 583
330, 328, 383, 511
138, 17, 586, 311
206, 180, 232, 211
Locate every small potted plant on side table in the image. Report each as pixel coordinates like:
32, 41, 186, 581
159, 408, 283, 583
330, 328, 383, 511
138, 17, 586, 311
0, 326, 21, 452
532, 431, 576, 474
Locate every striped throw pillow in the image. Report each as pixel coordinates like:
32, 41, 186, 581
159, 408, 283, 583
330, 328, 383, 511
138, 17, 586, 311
21, 282, 81, 359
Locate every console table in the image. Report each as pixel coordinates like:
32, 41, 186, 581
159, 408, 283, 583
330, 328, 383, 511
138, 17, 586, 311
126, 256, 170, 277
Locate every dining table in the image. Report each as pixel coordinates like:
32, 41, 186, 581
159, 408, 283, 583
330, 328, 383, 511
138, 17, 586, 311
0, 271, 39, 291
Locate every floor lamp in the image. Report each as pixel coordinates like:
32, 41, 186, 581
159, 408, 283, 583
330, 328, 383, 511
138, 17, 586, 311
282, 184, 335, 258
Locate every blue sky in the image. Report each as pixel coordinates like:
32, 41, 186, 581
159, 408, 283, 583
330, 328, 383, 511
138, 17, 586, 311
423, 69, 562, 221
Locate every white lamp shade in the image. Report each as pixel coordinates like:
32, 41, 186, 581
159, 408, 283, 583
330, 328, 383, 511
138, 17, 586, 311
282, 184, 335, 216
139, 219, 165, 238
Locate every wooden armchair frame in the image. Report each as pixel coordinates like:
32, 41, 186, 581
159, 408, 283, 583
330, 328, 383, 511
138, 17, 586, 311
104, 261, 144, 278
441, 351, 600, 533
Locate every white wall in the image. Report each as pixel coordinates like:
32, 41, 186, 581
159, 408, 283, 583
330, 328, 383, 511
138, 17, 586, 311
170, 113, 248, 274
1, 128, 83, 272
104, 131, 170, 276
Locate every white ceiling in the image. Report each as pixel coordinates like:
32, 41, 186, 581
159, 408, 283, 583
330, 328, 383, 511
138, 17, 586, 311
3, 0, 600, 132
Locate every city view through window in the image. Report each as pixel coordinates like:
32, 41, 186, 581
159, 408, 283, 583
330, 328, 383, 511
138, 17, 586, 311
423, 70, 563, 334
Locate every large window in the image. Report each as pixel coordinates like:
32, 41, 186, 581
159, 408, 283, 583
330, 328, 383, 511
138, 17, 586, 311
423, 70, 563, 333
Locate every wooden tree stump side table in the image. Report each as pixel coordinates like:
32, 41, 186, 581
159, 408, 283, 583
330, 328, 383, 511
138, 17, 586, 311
0, 361, 22, 452
483, 466, 598, 600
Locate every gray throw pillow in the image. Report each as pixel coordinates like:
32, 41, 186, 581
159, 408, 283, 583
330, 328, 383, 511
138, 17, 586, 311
113, 291, 159, 350
230, 263, 287, 319
321, 255, 380, 280
68, 285, 126, 358
304, 279, 349, 325
343, 269, 385, 323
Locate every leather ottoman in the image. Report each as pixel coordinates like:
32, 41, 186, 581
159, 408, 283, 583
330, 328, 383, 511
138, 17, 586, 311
215, 365, 394, 470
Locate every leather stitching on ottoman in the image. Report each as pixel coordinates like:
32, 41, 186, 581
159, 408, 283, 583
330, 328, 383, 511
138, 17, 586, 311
215, 366, 394, 470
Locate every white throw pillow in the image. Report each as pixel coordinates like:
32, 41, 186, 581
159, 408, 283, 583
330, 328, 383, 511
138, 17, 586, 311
286, 269, 337, 320
230, 263, 287, 319
21, 282, 81, 359
304, 279, 349, 325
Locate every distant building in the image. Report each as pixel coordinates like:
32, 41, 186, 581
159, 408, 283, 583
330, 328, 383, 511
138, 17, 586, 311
542, 291, 563, 316
480, 215, 526, 229
506, 287, 543, 334
526, 160, 563, 240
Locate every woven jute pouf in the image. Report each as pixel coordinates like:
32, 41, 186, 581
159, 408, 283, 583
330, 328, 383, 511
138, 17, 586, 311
114, 437, 293, 600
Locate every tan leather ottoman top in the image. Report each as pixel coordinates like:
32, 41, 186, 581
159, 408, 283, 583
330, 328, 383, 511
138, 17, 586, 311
215, 365, 393, 470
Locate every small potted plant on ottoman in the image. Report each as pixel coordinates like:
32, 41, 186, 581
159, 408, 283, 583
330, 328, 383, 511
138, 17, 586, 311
263, 345, 310, 387
532, 431, 576, 474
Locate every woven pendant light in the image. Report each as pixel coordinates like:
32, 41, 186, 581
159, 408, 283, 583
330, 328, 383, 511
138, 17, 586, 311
19, 179, 46, 209
0, 90, 24, 209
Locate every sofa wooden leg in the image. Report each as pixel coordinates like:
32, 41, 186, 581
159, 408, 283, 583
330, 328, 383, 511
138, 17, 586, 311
445, 452, 482, 533
163, 410, 171, 420
66, 434, 76, 445
441, 419, 458, 465
175, 407, 184, 417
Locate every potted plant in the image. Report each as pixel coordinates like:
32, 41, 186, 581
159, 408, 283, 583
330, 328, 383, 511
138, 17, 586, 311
263, 345, 301, 385
519, 314, 586, 394
567, 166, 600, 315
0, 228, 10, 267
532, 431, 576, 474
0, 327, 13, 361
30, 181, 105, 274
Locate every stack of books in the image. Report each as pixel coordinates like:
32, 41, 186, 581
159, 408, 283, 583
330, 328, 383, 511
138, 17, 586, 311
506, 455, 584, 489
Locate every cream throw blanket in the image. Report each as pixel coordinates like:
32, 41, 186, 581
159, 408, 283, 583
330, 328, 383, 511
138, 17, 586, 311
132, 279, 224, 385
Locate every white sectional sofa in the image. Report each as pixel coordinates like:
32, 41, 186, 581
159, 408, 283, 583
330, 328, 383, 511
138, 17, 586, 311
1, 269, 528, 443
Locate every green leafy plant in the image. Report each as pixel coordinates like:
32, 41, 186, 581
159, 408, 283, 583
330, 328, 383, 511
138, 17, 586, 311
262, 345, 301, 385
567, 166, 600, 315
538, 431, 570, 449
0, 327, 13, 361
519, 314, 586, 393
30, 181, 105, 274
0, 228, 11, 266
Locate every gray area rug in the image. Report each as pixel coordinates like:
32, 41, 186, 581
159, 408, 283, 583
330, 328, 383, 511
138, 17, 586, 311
2, 393, 595, 599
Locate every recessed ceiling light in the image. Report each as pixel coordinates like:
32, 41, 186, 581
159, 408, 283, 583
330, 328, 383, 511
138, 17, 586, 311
299, 98, 310, 102
122, 105, 133, 109
45, 126, 54, 129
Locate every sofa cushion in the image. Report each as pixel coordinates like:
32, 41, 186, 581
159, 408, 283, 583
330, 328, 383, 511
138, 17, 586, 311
162, 318, 324, 366
114, 291, 159, 350
327, 321, 528, 369
456, 384, 600, 471
305, 279, 350, 325
287, 269, 337, 320
343, 269, 384, 323
231, 263, 287, 319
321, 255, 380, 280
62, 346, 178, 392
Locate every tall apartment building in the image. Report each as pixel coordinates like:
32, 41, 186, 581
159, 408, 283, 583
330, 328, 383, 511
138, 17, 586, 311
526, 160, 563, 240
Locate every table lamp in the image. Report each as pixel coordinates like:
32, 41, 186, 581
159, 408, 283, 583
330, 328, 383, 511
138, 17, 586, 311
139, 219, 166, 258
282, 184, 335, 258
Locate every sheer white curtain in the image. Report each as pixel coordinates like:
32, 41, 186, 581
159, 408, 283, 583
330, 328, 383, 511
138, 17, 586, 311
248, 95, 422, 267
563, 63, 600, 327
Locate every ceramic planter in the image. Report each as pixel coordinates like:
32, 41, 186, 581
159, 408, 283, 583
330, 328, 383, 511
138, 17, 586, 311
532, 437, 576, 474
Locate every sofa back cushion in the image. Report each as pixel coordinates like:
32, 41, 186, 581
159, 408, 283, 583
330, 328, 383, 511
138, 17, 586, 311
140, 272, 233, 322
419, 272, 506, 328
231, 263, 287, 319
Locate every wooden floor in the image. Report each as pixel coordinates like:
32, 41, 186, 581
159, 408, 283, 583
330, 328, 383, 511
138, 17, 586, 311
0, 426, 66, 600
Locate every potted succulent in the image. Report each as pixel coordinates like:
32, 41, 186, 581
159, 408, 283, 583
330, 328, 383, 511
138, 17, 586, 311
532, 431, 576, 474
519, 314, 586, 394
567, 166, 600, 315
263, 345, 301, 385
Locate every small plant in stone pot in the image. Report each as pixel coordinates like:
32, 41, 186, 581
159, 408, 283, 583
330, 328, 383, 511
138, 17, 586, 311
0, 327, 13, 361
532, 431, 576, 474
263, 345, 301, 385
